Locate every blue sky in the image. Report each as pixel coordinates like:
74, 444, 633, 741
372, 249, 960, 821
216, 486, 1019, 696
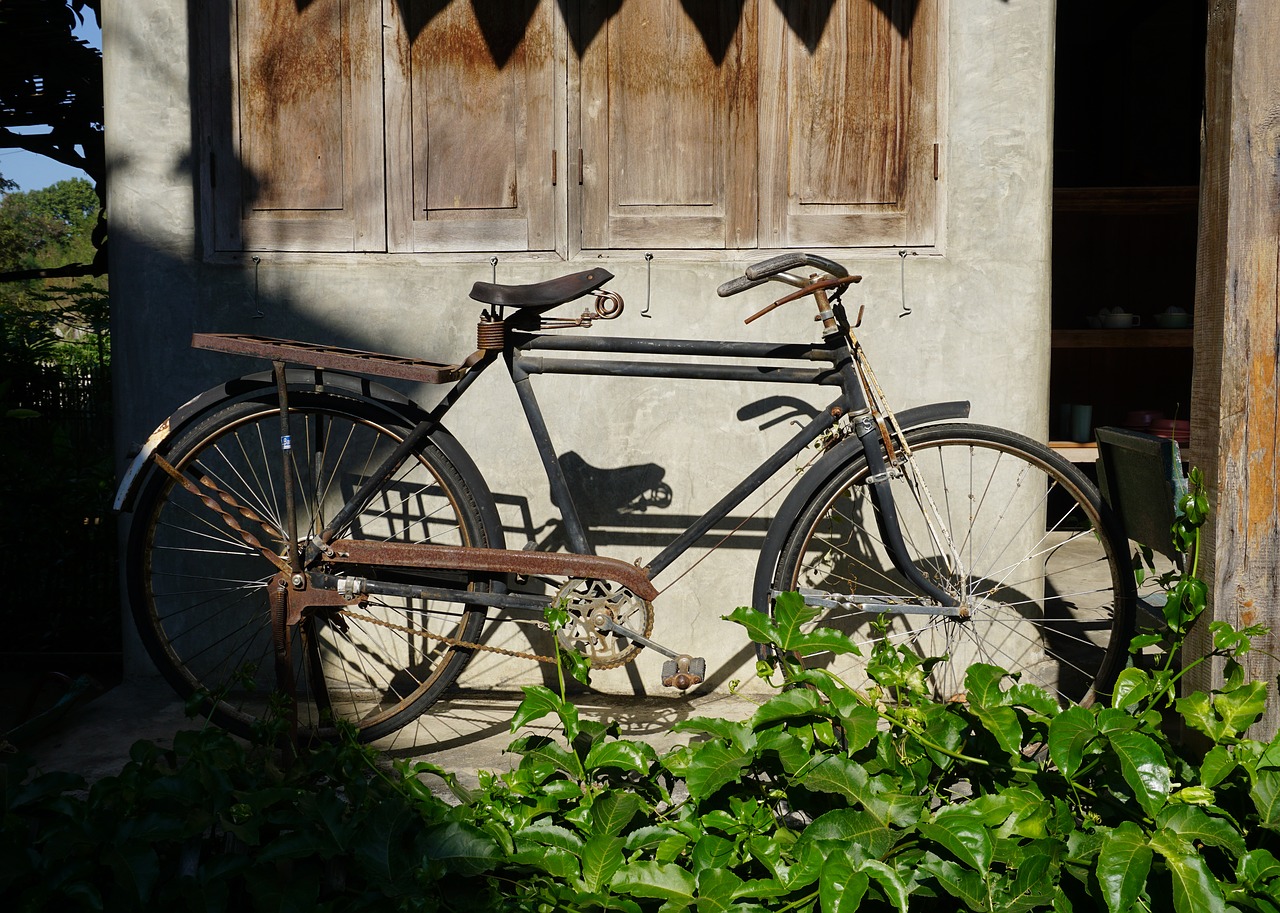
0, 12, 101, 192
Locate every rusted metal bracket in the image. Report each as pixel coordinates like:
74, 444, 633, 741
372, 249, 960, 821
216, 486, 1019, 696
327, 539, 659, 602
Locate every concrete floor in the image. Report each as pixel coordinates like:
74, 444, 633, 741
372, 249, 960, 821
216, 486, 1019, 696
21, 677, 760, 793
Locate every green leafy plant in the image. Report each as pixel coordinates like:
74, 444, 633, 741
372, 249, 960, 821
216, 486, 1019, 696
6, 473, 1280, 911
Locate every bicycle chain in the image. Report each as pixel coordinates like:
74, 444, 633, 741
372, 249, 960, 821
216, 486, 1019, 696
336, 607, 558, 665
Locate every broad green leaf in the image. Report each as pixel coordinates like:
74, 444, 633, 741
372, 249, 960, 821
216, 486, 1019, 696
1250, 767, 1280, 828
1109, 731, 1171, 817
695, 867, 746, 913
796, 808, 894, 862
751, 687, 829, 728
581, 834, 625, 892
1049, 705, 1097, 779
508, 734, 584, 780
973, 704, 1024, 758
583, 739, 656, 776
820, 854, 869, 913
421, 821, 502, 876
965, 663, 1012, 709
972, 788, 1051, 840
1096, 707, 1139, 735
919, 806, 993, 871
802, 754, 872, 806
787, 626, 862, 658
837, 703, 881, 752
1239, 849, 1280, 887
919, 855, 988, 911
1216, 680, 1269, 734
591, 791, 642, 837
723, 605, 778, 647
771, 590, 822, 650
613, 860, 697, 903
625, 824, 684, 852
1111, 667, 1154, 710
1149, 828, 1229, 913
514, 822, 585, 854
510, 684, 579, 742
509, 845, 580, 879
857, 857, 910, 913
1006, 680, 1060, 717
1200, 745, 1236, 788
1097, 821, 1152, 913
673, 716, 758, 753
1176, 690, 1224, 741
1156, 805, 1246, 858
691, 834, 736, 875
685, 741, 751, 800
754, 727, 811, 775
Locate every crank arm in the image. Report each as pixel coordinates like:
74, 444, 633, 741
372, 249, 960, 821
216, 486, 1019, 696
788, 588, 969, 619
598, 617, 681, 661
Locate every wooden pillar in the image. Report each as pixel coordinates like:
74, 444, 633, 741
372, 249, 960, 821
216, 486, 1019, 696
1188, 0, 1280, 734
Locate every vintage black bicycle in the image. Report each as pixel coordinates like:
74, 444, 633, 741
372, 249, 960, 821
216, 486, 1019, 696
114, 253, 1136, 741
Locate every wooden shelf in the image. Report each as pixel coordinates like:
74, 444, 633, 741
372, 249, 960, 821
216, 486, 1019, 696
1053, 186, 1199, 214
1050, 441, 1098, 463
1052, 329, 1193, 349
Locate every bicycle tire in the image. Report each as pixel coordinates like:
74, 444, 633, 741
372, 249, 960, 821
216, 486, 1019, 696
126, 390, 493, 742
770, 423, 1135, 706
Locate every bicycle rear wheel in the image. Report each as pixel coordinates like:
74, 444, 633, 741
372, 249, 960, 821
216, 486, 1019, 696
126, 390, 493, 741
771, 423, 1134, 706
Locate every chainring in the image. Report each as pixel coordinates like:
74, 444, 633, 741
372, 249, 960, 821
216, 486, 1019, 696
553, 578, 654, 669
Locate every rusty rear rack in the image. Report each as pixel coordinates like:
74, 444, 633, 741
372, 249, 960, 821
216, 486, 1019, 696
192, 333, 468, 385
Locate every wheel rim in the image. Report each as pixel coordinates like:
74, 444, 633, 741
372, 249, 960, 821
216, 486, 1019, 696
136, 402, 483, 738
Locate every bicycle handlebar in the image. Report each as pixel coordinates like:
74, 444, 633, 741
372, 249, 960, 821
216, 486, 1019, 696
716, 252, 850, 297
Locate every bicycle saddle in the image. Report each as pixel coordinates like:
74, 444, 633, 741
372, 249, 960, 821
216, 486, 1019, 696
469, 269, 614, 309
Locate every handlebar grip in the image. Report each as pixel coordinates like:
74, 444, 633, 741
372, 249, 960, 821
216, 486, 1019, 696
716, 275, 771, 297
744, 252, 849, 281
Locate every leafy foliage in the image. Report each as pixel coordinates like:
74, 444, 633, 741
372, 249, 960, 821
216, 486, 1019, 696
5, 472, 1280, 910
0, 0, 105, 277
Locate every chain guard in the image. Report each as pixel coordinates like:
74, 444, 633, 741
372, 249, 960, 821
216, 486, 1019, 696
553, 579, 654, 669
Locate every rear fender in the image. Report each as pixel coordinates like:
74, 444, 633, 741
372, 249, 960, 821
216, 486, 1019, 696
113, 371, 504, 550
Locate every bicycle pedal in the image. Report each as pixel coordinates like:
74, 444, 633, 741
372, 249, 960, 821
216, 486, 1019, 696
661, 655, 706, 691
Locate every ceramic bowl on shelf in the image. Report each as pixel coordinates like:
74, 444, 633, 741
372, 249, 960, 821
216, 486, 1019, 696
1154, 312, 1193, 329
1100, 312, 1141, 329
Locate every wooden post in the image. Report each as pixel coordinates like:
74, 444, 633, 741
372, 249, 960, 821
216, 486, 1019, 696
1188, 0, 1280, 735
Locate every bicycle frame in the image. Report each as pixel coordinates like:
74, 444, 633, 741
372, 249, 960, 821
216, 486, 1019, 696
294, 311, 961, 616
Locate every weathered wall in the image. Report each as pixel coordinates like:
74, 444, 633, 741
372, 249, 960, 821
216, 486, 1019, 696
103, 0, 1057, 691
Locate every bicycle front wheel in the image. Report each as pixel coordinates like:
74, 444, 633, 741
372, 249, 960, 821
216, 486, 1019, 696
771, 423, 1134, 706
126, 391, 493, 741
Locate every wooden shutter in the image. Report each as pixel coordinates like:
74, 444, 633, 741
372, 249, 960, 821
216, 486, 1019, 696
386, 0, 560, 253
206, 0, 385, 252
578, 0, 758, 250
759, 0, 938, 248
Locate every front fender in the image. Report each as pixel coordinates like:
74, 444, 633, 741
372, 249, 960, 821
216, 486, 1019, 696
748, 401, 971, 616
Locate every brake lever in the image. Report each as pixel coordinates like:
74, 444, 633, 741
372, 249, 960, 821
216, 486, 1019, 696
743, 274, 862, 325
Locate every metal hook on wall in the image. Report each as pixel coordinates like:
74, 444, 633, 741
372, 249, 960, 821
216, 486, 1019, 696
898, 249, 917, 319
642, 253, 654, 318
252, 256, 264, 318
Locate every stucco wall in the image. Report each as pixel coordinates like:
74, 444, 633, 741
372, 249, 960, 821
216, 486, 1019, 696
103, 0, 1056, 693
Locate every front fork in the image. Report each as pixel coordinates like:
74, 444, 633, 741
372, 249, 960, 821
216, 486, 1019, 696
851, 413, 961, 609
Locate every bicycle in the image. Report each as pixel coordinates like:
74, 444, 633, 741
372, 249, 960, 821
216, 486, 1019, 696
114, 253, 1136, 741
